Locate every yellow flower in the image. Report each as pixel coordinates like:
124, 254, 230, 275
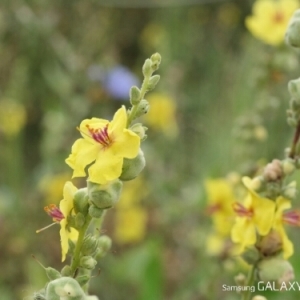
114, 207, 148, 244
205, 179, 236, 236
231, 177, 276, 251
273, 197, 300, 259
245, 0, 299, 46
143, 92, 178, 138
66, 106, 140, 184
44, 181, 78, 261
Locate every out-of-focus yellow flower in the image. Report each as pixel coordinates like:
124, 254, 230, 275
0, 99, 26, 137
114, 177, 148, 244
39, 172, 71, 204
245, 0, 299, 46
66, 106, 140, 184
231, 177, 276, 251
44, 182, 78, 262
140, 23, 166, 50
144, 92, 178, 138
114, 207, 148, 244
205, 179, 236, 236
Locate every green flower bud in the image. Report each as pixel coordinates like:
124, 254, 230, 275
119, 148, 146, 181
142, 59, 152, 77
290, 98, 300, 111
286, 10, 300, 48
252, 296, 267, 300
80, 256, 97, 270
282, 181, 297, 200
130, 86, 141, 105
282, 158, 296, 175
45, 267, 61, 281
61, 265, 72, 277
75, 275, 90, 287
88, 205, 104, 219
288, 78, 300, 101
33, 290, 46, 300
257, 257, 294, 284
88, 179, 123, 209
130, 123, 148, 141
97, 235, 112, 259
147, 75, 160, 91
287, 116, 298, 127
135, 99, 150, 117
75, 212, 85, 229
234, 273, 246, 286
73, 188, 89, 215
46, 277, 85, 300
81, 234, 99, 256
241, 246, 260, 265
150, 52, 161, 71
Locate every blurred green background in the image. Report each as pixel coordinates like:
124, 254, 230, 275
1, 0, 300, 299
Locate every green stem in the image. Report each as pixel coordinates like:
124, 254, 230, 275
241, 266, 256, 300
289, 122, 300, 158
127, 75, 151, 127
70, 214, 93, 275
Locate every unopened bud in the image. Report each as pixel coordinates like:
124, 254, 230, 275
80, 256, 97, 270
130, 86, 141, 105
119, 148, 146, 181
150, 52, 161, 70
147, 75, 160, 91
81, 234, 99, 256
241, 246, 260, 265
258, 257, 294, 284
130, 123, 148, 141
142, 59, 152, 77
89, 205, 104, 219
288, 78, 300, 101
73, 187, 89, 215
286, 9, 300, 48
45, 267, 61, 281
234, 273, 246, 286
256, 230, 282, 257
76, 275, 90, 287
282, 181, 297, 200
61, 265, 72, 276
97, 235, 112, 259
88, 179, 123, 209
263, 159, 282, 181
252, 296, 267, 300
135, 99, 150, 117
75, 212, 85, 228
282, 159, 296, 175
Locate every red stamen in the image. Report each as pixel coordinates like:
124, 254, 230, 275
232, 202, 253, 218
86, 124, 112, 147
273, 11, 284, 23
206, 203, 222, 215
283, 210, 300, 226
44, 204, 64, 223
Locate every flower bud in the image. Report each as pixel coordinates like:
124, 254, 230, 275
142, 59, 152, 77
76, 275, 90, 287
130, 86, 141, 105
75, 212, 85, 228
150, 52, 161, 71
286, 9, 300, 48
80, 256, 97, 270
257, 257, 294, 284
263, 159, 282, 181
282, 159, 296, 175
81, 234, 99, 256
241, 246, 260, 265
73, 187, 89, 215
44, 267, 61, 281
97, 235, 112, 259
119, 149, 146, 181
61, 265, 72, 276
252, 296, 267, 300
88, 205, 104, 219
88, 179, 123, 209
147, 75, 160, 91
282, 181, 297, 200
234, 273, 246, 286
256, 230, 282, 257
135, 99, 150, 117
288, 78, 300, 101
46, 277, 85, 299
130, 123, 148, 141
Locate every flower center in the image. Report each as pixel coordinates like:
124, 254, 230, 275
206, 202, 222, 215
86, 124, 112, 147
273, 10, 284, 24
44, 204, 65, 223
282, 210, 300, 226
232, 202, 253, 218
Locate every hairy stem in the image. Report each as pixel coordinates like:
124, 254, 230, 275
289, 122, 300, 158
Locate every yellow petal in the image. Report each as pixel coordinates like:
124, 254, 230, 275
65, 138, 99, 178
59, 181, 77, 217
109, 106, 127, 136
276, 226, 294, 259
231, 217, 256, 246
88, 150, 123, 184
111, 129, 140, 159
